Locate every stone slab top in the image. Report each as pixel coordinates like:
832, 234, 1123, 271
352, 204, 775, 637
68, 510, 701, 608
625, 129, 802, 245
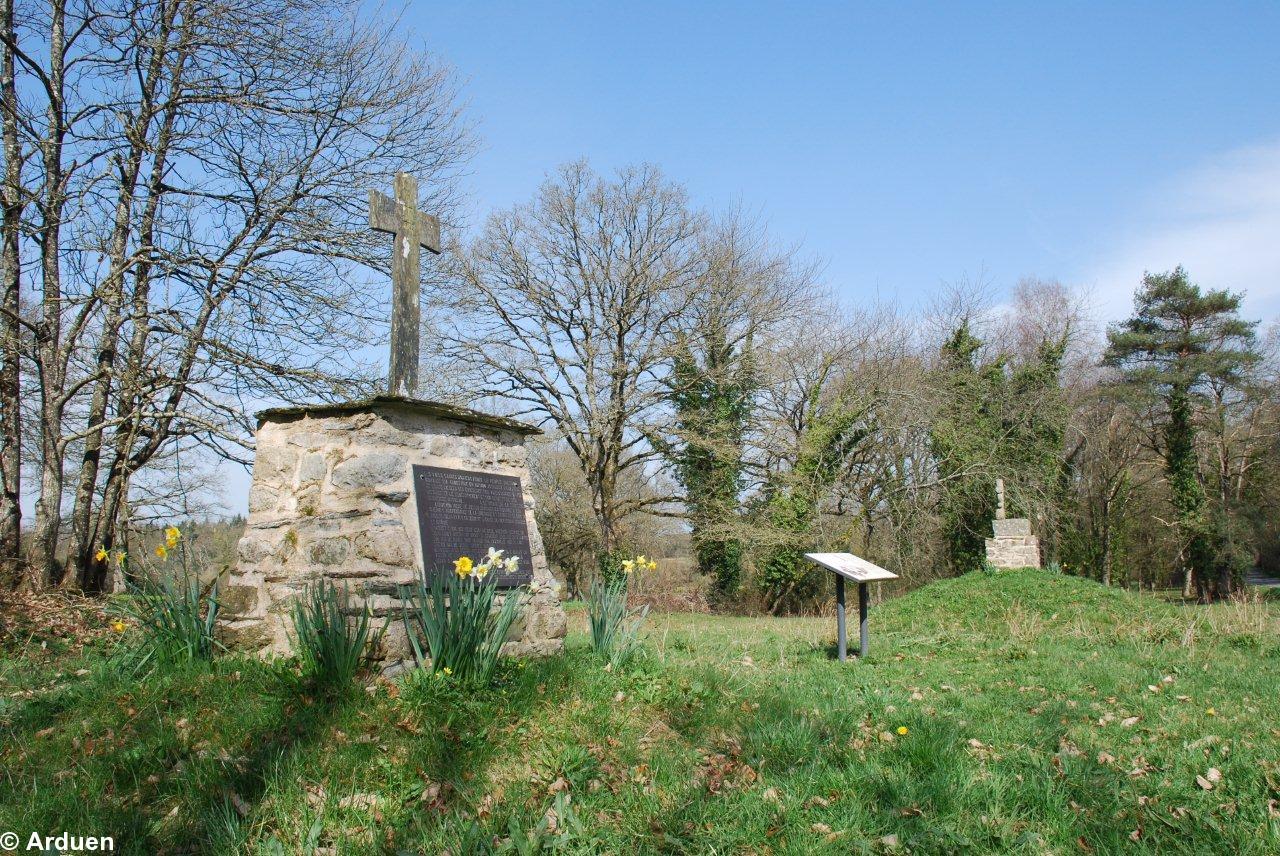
992, 518, 1033, 538
255, 394, 543, 436
805, 552, 899, 583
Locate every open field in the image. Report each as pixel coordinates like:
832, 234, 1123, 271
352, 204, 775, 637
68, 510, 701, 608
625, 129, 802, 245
2, 570, 1278, 854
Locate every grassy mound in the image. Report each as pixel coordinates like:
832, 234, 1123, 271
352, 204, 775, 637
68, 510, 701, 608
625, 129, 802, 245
2, 570, 1278, 853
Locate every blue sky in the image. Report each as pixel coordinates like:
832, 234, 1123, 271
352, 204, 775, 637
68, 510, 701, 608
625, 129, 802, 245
210, 2, 1279, 515
413, 1, 1280, 322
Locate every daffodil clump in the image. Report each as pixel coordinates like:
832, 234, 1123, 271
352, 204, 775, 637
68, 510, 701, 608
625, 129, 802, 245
588, 553, 651, 668
94, 547, 127, 566
94, 524, 180, 568
291, 578, 382, 690
619, 555, 657, 575
402, 547, 527, 686
454, 547, 520, 580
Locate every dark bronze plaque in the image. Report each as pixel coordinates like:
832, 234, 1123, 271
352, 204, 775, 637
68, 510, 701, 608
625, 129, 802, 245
412, 465, 534, 587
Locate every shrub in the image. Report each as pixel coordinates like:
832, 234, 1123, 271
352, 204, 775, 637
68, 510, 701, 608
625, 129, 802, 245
587, 555, 652, 667
401, 549, 526, 686
291, 579, 382, 689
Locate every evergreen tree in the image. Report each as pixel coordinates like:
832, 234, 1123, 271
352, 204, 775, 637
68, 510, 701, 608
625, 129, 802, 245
1104, 268, 1259, 601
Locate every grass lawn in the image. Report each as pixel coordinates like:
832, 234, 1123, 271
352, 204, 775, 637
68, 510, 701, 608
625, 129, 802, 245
2, 569, 1278, 854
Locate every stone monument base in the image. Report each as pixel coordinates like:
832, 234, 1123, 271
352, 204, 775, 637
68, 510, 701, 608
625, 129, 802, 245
217, 396, 567, 664
984, 518, 1041, 569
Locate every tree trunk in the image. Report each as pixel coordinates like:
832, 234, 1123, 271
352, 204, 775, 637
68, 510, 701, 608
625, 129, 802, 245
27, 0, 69, 589
0, 0, 22, 585
1099, 501, 1112, 587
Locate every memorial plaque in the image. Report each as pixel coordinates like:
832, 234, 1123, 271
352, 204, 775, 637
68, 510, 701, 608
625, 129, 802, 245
413, 465, 534, 587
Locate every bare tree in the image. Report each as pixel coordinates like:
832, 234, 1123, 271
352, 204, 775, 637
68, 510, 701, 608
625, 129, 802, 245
2, 0, 472, 589
443, 161, 702, 555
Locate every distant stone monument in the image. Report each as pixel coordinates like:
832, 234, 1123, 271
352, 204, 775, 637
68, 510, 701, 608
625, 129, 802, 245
216, 173, 566, 662
984, 478, 1041, 569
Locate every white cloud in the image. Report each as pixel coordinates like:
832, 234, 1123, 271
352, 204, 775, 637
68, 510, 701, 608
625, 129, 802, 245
1081, 140, 1280, 324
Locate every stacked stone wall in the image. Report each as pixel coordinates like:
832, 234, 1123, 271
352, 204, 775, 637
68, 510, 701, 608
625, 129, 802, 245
217, 401, 566, 664
984, 518, 1041, 569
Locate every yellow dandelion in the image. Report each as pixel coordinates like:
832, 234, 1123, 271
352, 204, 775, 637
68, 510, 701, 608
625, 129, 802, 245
94, 548, 109, 562
111, 619, 126, 633
442, 666, 453, 676
1205, 707, 1216, 716
897, 726, 909, 736
155, 544, 168, 560
453, 556, 473, 577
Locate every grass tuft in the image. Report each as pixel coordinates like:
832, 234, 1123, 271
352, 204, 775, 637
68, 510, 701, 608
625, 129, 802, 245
290, 579, 382, 691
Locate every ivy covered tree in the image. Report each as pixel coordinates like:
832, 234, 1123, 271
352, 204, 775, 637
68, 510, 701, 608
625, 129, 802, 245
756, 392, 869, 614
930, 320, 1070, 574
1004, 335, 1071, 561
665, 213, 816, 601
929, 322, 1006, 574
670, 330, 753, 599
1104, 268, 1259, 601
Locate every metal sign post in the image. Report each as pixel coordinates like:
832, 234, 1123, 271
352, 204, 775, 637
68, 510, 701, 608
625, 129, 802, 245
805, 553, 898, 661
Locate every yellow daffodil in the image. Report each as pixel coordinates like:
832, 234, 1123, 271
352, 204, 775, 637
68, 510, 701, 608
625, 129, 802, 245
111, 619, 126, 633
164, 525, 181, 548
897, 726, 909, 736
621, 559, 635, 574
474, 561, 491, 579
113, 550, 126, 566
94, 548, 109, 562
646, 559, 657, 572
505, 555, 520, 572
453, 556, 473, 577
636, 554, 647, 566
155, 544, 168, 560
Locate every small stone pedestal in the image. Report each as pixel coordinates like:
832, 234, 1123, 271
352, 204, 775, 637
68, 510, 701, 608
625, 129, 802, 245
217, 396, 567, 662
984, 518, 1041, 569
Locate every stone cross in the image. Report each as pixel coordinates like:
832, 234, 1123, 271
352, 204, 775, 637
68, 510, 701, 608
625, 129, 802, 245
995, 477, 1006, 520
369, 172, 441, 398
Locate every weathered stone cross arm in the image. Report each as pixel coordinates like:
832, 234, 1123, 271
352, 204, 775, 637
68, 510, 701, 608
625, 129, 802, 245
368, 180, 442, 255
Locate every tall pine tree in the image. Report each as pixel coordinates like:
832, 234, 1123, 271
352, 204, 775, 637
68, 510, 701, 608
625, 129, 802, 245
1104, 268, 1258, 601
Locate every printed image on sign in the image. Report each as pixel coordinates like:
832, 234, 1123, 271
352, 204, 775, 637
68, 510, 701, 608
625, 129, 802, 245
413, 465, 534, 587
